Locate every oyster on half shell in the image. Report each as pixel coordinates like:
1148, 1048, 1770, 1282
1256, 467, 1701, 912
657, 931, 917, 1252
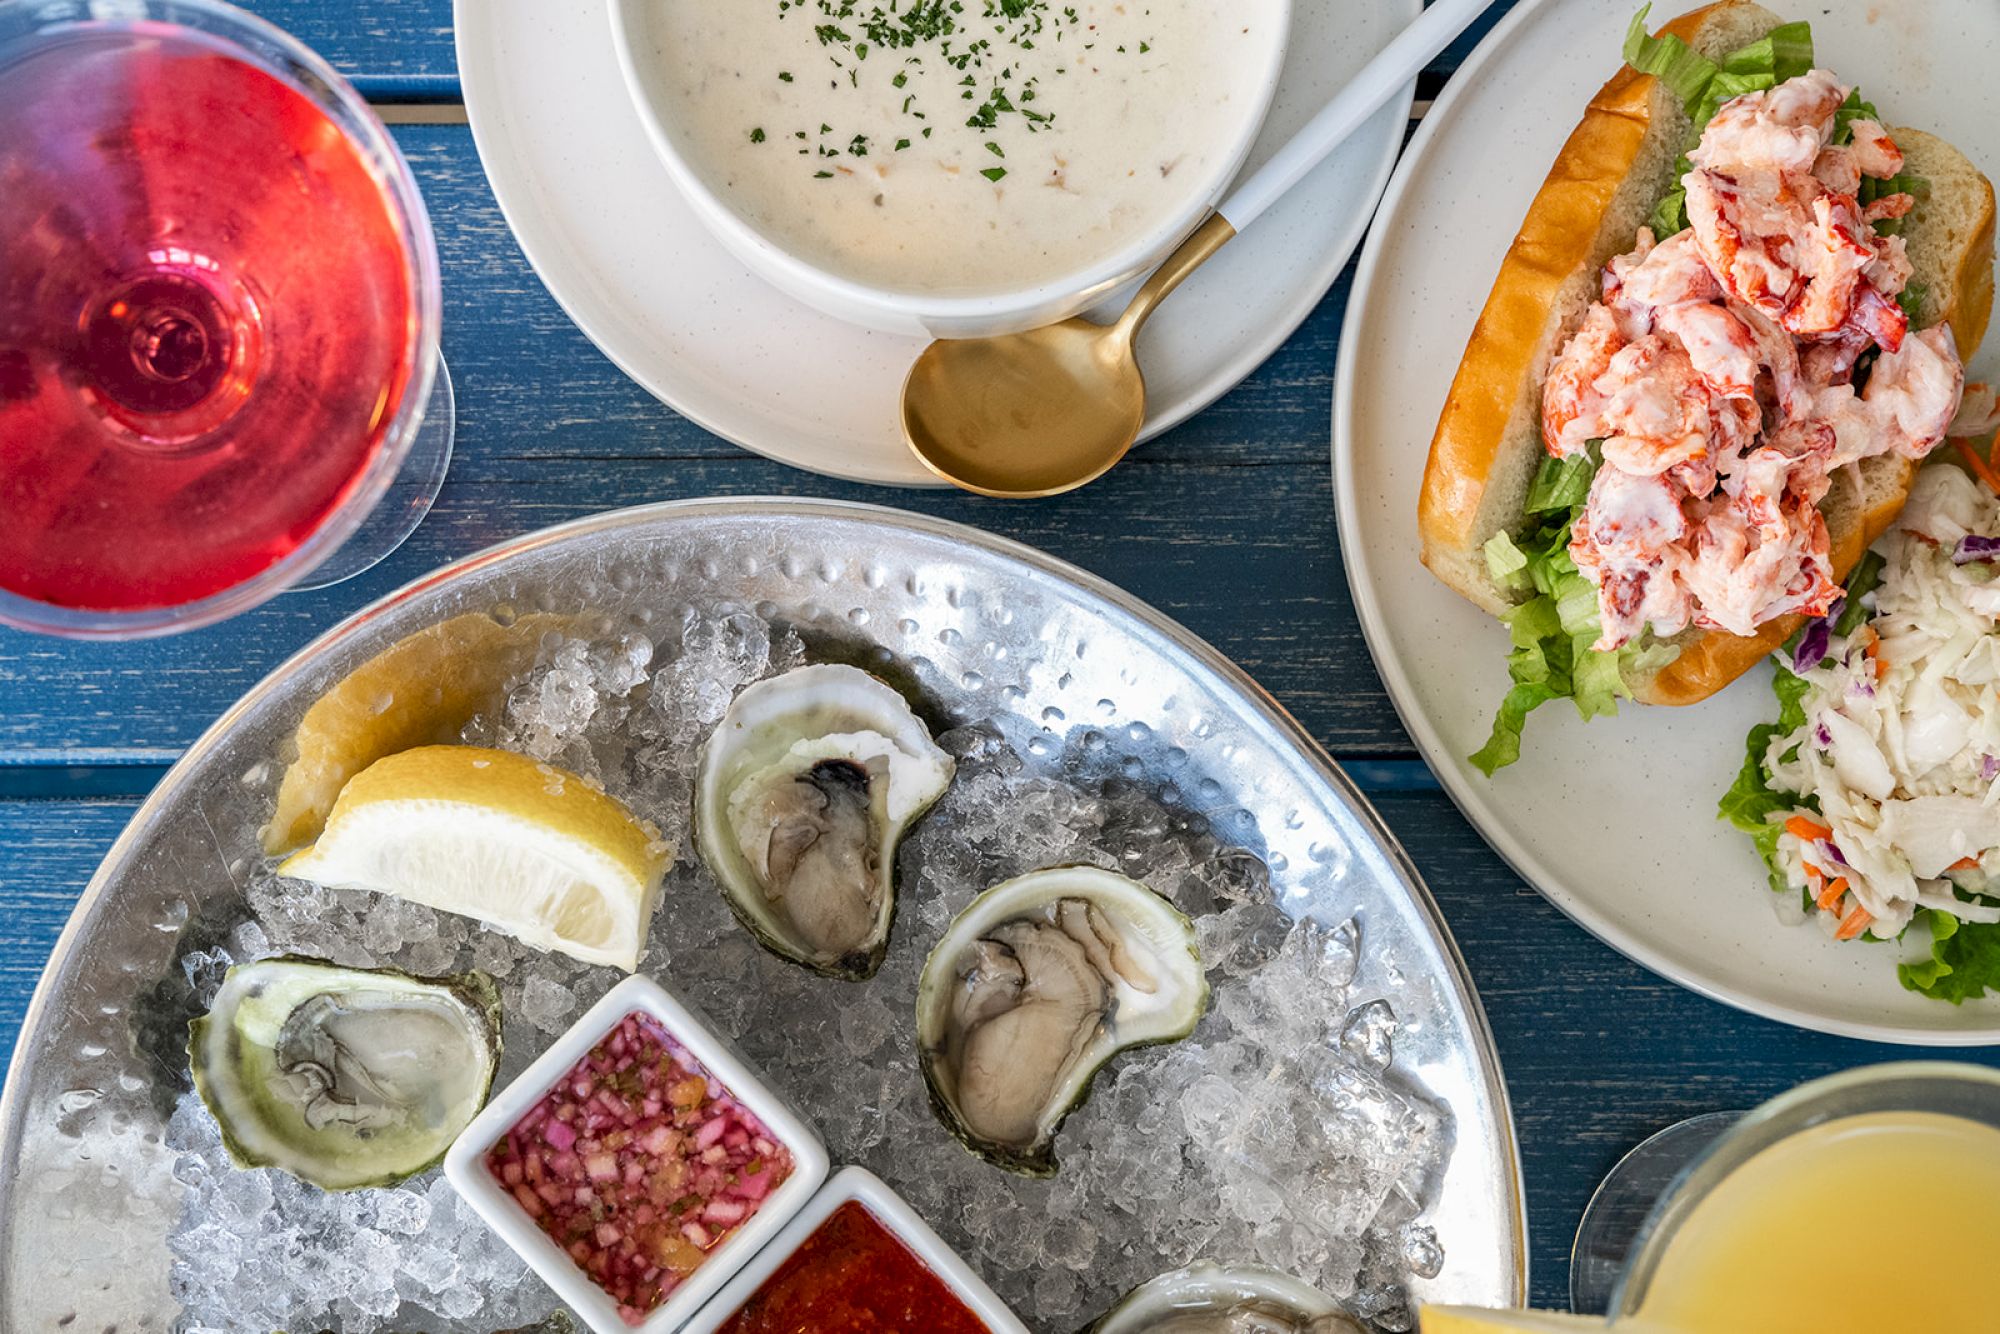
917, 865, 1207, 1175
695, 663, 953, 980
188, 956, 501, 1191
1084, 1262, 1365, 1333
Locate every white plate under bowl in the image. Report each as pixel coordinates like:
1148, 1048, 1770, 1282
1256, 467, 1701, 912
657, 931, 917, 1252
1333, 0, 2000, 1044
456, 0, 1418, 486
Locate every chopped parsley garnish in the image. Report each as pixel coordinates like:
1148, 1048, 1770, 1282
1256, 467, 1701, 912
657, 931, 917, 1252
756, 0, 1155, 181
981, 166, 1007, 181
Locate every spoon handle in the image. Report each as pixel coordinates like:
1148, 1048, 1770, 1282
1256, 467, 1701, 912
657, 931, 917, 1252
1113, 213, 1238, 341
1218, 0, 1500, 231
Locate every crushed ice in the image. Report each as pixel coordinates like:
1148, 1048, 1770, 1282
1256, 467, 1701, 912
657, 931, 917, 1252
167, 612, 1449, 1333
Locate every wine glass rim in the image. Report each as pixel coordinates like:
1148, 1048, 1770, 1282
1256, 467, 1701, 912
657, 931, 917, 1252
1608, 1060, 2000, 1319
0, 0, 443, 640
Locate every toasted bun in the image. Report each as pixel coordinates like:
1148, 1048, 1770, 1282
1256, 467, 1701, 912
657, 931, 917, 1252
1416, 2, 1998, 707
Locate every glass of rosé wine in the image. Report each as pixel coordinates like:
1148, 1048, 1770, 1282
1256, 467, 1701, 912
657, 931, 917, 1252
0, 0, 453, 638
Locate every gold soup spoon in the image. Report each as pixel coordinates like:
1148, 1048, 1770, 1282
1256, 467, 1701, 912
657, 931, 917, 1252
902, 0, 1498, 497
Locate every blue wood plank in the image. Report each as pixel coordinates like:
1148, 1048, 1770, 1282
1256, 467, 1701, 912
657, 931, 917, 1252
0, 801, 130, 1067
0, 125, 1416, 767
232, 0, 456, 100
6, 790, 1998, 1314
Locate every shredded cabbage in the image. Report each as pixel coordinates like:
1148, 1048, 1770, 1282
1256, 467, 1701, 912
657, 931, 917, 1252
1727, 466, 2000, 1001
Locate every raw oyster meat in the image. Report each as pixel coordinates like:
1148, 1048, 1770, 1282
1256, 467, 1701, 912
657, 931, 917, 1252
695, 663, 953, 979
916, 864, 1206, 1175
187, 955, 501, 1190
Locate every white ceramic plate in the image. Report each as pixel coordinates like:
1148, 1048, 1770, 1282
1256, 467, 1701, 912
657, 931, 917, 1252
456, 0, 1419, 486
1334, 0, 2000, 1043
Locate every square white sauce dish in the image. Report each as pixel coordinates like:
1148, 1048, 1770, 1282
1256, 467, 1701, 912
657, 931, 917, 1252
682, 1164, 1029, 1333
444, 974, 829, 1334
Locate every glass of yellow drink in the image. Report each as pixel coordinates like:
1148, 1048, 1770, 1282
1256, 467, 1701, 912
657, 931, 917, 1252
1609, 1062, 2000, 1332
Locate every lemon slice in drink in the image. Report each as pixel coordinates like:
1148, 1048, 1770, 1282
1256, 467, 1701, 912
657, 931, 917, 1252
279, 745, 672, 970
1419, 1309, 1677, 1333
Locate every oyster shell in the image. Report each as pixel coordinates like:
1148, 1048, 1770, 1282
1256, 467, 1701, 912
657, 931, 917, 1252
916, 865, 1206, 1175
188, 955, 501, 1190
1084, 1262, 1364, 1333
695, 663, 953, 979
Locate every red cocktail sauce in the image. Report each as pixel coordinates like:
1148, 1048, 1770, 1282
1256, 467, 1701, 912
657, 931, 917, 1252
714, 1199, 990, 1333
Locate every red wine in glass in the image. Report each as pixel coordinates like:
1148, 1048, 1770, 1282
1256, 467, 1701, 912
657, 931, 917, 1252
0, 5, 443, 634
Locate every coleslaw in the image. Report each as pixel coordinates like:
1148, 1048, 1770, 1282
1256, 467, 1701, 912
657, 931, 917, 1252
1725, 461, 2000, 1000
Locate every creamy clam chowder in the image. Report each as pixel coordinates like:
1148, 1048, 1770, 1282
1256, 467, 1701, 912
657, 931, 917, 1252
635, 0, 1281, 294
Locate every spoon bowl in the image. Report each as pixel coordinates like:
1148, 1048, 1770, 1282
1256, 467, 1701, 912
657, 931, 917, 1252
902, 214, 1234, 498
901, 319, 1147, 498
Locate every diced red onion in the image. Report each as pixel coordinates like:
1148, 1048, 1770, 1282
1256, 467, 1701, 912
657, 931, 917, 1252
484, 1011, 795, 1320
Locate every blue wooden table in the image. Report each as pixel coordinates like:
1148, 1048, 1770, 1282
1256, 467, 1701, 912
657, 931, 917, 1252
4, 0, 1994, 1315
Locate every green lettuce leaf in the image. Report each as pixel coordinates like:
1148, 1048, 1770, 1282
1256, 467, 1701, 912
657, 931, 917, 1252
1523, 451, 1596, 515
1631, 15, 1930, 245
1900, 910, 2000, 1004
1833, 550, 1886, 636
1622, 6, 1721, 112
1635, 13, 1816, 235
1471, 448, 1659, 775
1483, 530, 1530, 590
1718, 21, 1814, 82
1718, 663, 1813, 896
1897, 281, 1930, 326
1832, 87, 1882, 146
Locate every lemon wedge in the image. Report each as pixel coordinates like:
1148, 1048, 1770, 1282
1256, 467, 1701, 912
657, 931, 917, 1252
278, 745, 672, 970
263, 610, 581, 856
1419, 1308, 1678, 1334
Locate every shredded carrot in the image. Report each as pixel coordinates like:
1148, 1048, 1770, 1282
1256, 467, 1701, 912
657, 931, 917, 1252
1954, 434, 2000, 496
1836, 905, 1874, 941
1785, 815, 1833, 843
1858, 628, 1887, 680
1950, 855, 1983, 872
1817, 877, 1851, 912
1801, 860, 1827, 889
